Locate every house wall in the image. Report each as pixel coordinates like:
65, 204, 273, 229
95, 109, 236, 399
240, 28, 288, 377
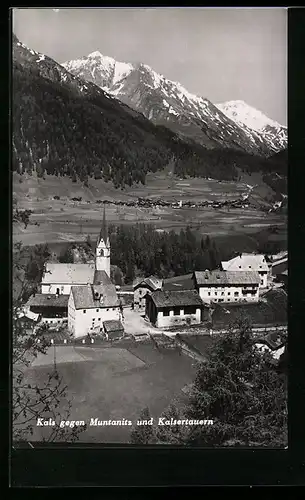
29, 305, 68, 318
258, 271, 268, 288
73, 305, 120, 339
68, 293, 76, 336
197, 284, 259, 304
155, 307, 201, 329
134, 285, 153, 312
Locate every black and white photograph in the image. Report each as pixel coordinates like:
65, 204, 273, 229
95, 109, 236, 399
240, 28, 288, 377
12, 7, 287, 447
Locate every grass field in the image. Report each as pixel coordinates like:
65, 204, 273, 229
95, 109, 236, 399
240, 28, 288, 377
20, 343, 197, 443
13, 171, 286, 248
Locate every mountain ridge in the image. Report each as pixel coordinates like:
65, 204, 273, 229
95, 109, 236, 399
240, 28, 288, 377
63, 51, 287, 155
12, 34, 287, 196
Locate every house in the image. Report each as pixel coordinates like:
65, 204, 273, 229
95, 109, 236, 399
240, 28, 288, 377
103, 320, 124, 341
193, 270, 260, 304
41, 205, 110, 295
145, 290, 205, 328
133, 276, 162, 313
68, 282, 121, 339
220, 253, 269, 288
25, 293, 69, 326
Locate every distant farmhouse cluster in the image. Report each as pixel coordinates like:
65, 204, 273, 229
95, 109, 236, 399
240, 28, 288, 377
22, 207, 287, 340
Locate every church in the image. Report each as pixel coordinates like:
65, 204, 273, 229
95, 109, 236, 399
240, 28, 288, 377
27, 207, 124, 339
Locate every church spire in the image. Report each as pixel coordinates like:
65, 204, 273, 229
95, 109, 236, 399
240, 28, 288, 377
98, 204, 108, 245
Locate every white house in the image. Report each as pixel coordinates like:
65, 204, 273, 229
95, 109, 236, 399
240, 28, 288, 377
220, 254, 269, 289
193, 270, 260, 304
68, 281, 121, 339
145, 290, 205, 329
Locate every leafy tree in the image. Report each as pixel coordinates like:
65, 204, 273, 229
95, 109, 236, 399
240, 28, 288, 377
186, 318, 287, 447
155, 402, 190, 445
130, 407, 156, 444
12, 245, 86, 442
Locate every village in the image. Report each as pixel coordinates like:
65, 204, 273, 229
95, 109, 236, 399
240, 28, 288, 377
19, 206, 288, 365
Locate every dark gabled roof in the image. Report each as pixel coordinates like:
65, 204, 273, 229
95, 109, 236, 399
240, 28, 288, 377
93, 269, 112, 285
26, 294, 69, 308
133, 275, 162, 291
103, 320, 124, 332
150, 290, 203, 308
162, 273, 195, 291
71, 284, 119, 310
194, 270, 260, 286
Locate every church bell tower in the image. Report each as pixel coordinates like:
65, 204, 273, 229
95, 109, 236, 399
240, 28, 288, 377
96, 205, 111, 277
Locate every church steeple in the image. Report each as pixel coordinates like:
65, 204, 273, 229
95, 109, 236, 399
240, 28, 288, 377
98, 204, 109, 246
95, 205, 111, 277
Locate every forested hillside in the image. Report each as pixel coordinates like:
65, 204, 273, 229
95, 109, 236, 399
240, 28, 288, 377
12, 35, 287, 192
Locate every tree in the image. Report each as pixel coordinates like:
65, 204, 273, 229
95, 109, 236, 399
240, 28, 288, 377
186, 318, 287, 447
130, 407, 156, 444
12, 245, 86, 442
155, 402, 190, 445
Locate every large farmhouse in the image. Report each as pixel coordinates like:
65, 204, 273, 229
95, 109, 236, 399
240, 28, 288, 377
146, 290, 206, 328
220, 253, 269, 288
193, 270, 260, 304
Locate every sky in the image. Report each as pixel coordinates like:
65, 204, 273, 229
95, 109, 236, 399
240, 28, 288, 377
12, 7, 287, 125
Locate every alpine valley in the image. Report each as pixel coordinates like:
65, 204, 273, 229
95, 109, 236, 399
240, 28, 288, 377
13, 35, 287, 248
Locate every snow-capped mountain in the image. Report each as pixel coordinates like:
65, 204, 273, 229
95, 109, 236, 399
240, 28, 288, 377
216, 100, 287, 152
62, 52, 276, 156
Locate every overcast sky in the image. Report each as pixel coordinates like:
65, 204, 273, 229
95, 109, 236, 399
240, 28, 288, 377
12, 7, 287, 125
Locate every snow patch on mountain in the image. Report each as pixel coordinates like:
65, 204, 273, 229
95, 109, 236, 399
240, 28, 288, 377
216, 100, 285, 132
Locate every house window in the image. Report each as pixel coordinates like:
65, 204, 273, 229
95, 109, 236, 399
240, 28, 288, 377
56, 288, 60, 294
208, 292, 211, 296
261, 280, 264, 285
107, 308, 109, 311
215, 292, 217, 296
239, 266, 241, 269
228, 292, 231, 296
249, 266, 251, 268
98, 318, 101, 321
139, 290, 142, 295
234, 292, 239, 296
228, 298, 230, 301
235, 298, 238, 301
92, 318, 95, 321
96, 309, 99, 312
174, 307, 180, 316
163, 309, 170, 316
83, 310, 86, 314
221, 292, 224, 296
61, 286, 64, 292
184, 306, 196, 315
